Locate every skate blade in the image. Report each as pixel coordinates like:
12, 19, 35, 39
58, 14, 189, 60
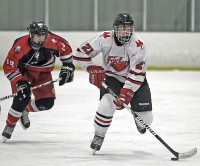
92, 150, 97, 155
2, 136, 8, 143
19, 120, 28, 130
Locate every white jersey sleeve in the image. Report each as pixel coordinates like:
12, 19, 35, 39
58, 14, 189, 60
74, 32, 104, 71
123, 36, 147, 92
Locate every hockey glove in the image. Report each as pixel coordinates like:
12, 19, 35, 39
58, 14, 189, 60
113, 88, 134, 110
86, 65, 105, 88
16, 80, 32, 100
59, 63, 75, 86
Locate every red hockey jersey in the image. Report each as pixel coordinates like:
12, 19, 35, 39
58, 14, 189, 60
3, 32, 73, 85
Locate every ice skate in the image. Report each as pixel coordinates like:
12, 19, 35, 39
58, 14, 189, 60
20, 111, 30, 130
2, 125, 15, 142
90, 135, 104, 154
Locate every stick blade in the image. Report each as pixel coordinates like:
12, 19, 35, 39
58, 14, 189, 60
178, 147, 197, 160
3, 136, 8, 143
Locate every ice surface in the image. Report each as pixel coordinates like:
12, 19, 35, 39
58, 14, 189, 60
0, 70, 199, 166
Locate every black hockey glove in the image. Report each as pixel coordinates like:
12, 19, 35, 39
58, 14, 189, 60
16, 80, 32, 100
59, 63, 75, 86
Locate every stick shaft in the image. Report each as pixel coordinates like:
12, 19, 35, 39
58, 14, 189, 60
0, 78, 61, 102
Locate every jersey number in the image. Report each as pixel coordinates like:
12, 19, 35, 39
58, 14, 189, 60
6, 59, 15, 68
81, 43, 94, 55
136, 61, 145, 70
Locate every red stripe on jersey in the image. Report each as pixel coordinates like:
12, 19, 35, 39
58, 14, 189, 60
10, 74, 24, 85
73, 56, 91, 62
126, 78, 143, 85
25, 66, 54, 72
130, 70, 146, 76
95, 116, 112, 124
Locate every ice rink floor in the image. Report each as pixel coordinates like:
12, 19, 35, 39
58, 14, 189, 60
0, 70, 199, 166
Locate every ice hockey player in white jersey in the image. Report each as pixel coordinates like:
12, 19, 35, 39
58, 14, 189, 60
74, 13, 153, 153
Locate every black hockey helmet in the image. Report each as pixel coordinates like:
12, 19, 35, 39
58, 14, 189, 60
28, 21, 48, 35
113, 13, 134, 27
27, 21, 48, 49
113, 13, 134, 44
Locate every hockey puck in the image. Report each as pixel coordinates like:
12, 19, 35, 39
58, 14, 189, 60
171, 158, 178, 161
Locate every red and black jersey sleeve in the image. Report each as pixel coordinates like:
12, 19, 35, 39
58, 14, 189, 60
3, 35, 31, 85
47, 32, 73, 64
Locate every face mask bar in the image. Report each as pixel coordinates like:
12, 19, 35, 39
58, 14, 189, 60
30, 33, 48, 50
28, 21, 48, 50
114, 25, 134, 44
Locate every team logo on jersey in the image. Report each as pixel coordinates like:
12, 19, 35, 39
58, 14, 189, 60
30, 51, 40, 65
100, 32, 110, 38
14, 46, 21, 53
135, 40, 143, 48
52, 38, 57, 44
107, 56, 129, 72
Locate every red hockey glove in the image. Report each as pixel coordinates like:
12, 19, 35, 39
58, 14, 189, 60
86, 65, 105, 88
113, 88, 134, 110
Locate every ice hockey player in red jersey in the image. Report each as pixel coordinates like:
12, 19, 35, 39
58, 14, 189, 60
74, 13, 153, 153
2, 21, 75, 142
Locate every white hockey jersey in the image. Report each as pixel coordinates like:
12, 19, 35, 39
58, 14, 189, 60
74, 30, 147, 92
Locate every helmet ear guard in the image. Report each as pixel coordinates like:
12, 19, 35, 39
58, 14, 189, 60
113, 13, 134, 44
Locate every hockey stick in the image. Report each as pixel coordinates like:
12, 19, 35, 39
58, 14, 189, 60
101, 82, 197, 161
0, 78, 61, 112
